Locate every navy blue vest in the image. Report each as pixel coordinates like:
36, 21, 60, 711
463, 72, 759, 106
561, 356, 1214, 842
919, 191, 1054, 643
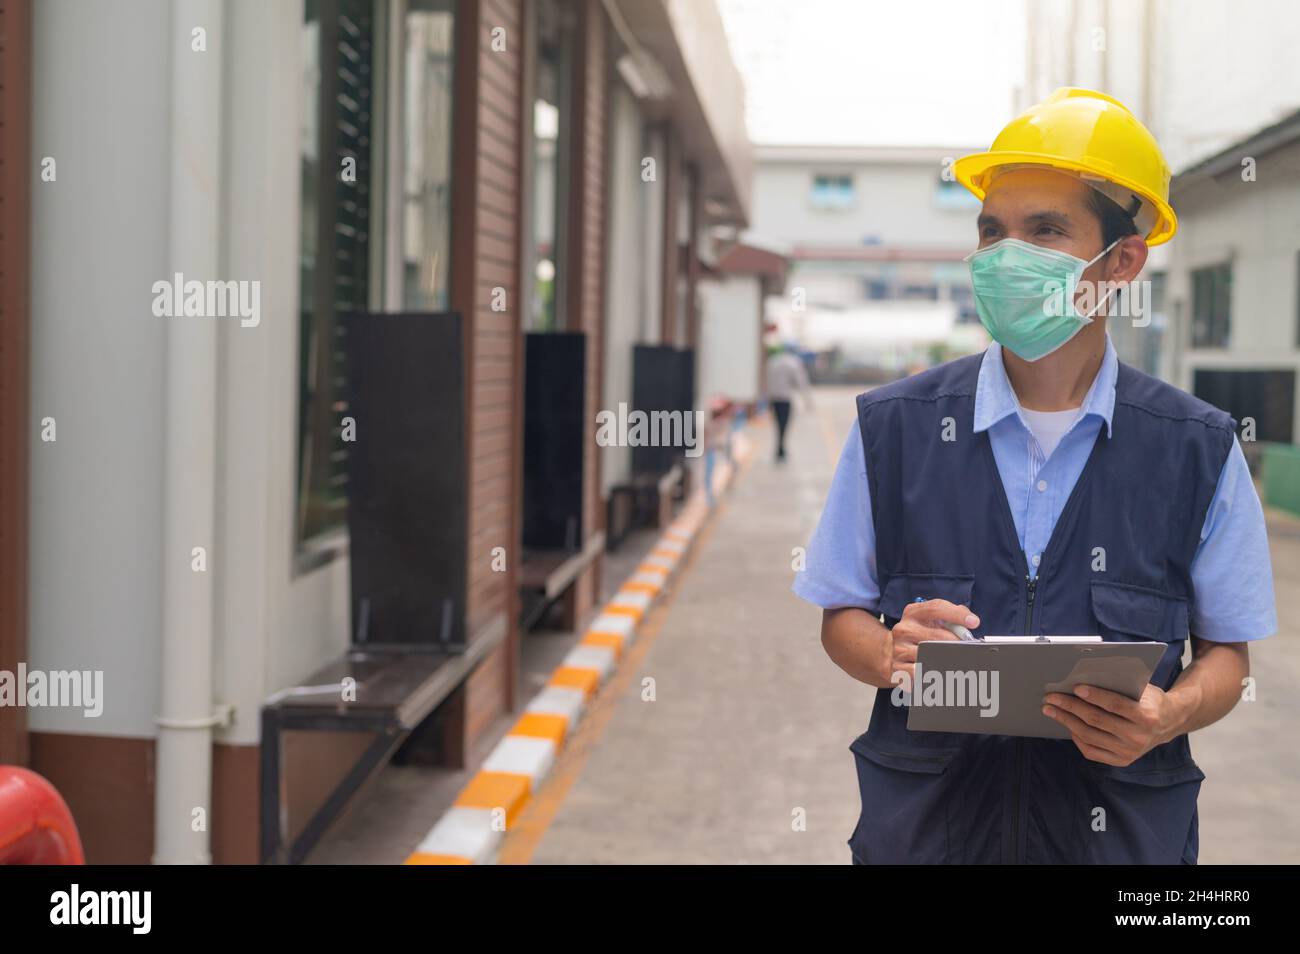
847, 353, 1235, 864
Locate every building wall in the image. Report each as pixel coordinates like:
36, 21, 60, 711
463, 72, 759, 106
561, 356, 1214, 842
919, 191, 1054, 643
25, 0, 528, 860
218, 0, 333, 745
640, 123, 666, 344
28, 0, 172, 741
1022, 0, 1300, 175
0, 0, 32, 766
658, 126, 683, 345
1165, 141, 1300, 440
28, 0, 325, 741
750, 150, 979, 248
452, 0, 526, 724
1017, 1, 1300, 383
749, 149, 979, 332
577, 0, 607, 555
698, 275, 761, 404
601, 80, 644, 495
19, 0, 742, 862
26, 0, 338, 862
662, 0, 751, 217
458, 0, 523, 641
558, 0, 608, 617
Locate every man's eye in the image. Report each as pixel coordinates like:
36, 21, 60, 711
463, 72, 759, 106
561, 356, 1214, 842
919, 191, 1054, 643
1037, 225, 1062, 236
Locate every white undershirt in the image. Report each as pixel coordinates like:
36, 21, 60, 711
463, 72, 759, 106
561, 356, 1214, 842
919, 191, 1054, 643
1019, 405, 1081, 460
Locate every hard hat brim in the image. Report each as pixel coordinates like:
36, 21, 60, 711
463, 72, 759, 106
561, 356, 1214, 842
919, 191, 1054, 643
952, 150, 1177, 246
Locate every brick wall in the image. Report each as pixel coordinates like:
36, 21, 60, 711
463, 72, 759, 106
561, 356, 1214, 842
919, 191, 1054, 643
452, 0, 526, 739
567, 0, 608, 616
0, 0, 31, 766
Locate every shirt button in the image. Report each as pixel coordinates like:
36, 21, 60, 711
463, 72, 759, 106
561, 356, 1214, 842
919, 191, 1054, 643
1032, 554, 1041, 567
1036, 479, 1048, 492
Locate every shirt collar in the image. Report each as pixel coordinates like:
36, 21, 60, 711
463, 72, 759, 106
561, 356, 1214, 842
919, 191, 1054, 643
972, 334, 1117, 437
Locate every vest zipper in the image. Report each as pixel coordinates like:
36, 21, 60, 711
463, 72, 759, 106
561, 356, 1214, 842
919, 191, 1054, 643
1025, 574, 1037, 633
1009, 573, 1037, 864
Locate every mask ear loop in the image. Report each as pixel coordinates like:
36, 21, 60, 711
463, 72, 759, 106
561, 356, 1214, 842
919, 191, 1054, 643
1075, 238, 1123, 320
1083, 238, 1122, 268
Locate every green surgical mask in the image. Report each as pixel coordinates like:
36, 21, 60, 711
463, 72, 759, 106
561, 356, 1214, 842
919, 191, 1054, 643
965, 237, 1119, 362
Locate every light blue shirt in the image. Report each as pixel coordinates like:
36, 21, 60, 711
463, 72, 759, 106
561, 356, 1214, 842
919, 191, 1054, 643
793, 337, 1277, 643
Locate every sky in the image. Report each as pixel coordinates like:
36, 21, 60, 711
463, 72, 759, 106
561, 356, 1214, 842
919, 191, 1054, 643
716, 0, 1027, 148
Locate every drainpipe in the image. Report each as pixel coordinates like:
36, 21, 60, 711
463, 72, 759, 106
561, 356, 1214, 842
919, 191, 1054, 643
154, 0, 226, 865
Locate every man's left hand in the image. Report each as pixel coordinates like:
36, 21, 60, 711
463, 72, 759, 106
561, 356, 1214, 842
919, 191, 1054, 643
1042, 684, 1185, 766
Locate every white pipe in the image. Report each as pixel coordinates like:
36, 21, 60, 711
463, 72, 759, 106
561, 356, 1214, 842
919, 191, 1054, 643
154, 0, 224, 865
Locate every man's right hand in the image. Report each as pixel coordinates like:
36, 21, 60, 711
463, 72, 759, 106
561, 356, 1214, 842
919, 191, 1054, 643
889, 600, 980, 685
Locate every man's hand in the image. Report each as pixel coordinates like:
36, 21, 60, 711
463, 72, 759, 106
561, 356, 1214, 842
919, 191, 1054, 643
889, 599, 980, 685
1042, 683, 1188, 766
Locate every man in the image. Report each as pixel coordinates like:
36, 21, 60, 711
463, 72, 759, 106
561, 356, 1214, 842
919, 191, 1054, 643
765, 342, 811, 462
793, 88, 1276, 864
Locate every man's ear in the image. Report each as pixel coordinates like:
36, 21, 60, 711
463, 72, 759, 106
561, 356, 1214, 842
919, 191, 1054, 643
1109, 234, 1149, 283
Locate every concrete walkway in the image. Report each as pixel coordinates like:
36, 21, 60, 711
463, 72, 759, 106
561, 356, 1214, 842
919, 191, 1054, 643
511, 390, 870, 863
509, 387, 1300, 865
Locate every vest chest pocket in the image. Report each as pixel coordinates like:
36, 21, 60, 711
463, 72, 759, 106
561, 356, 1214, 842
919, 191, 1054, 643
1089, 580, 1189, 640
847, 734, 957, 864
878, 573, 976, 624
1089, 580, 1190, 690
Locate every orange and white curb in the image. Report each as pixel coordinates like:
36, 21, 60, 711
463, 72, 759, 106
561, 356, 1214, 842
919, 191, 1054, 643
404, 434, 751, 865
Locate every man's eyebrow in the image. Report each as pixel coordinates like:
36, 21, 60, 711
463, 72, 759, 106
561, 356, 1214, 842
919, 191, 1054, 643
977, 209, 1075, 231
1024, 210, 1073, 228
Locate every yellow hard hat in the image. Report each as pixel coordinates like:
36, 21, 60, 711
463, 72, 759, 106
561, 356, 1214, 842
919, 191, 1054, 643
953, 87, 1177, 246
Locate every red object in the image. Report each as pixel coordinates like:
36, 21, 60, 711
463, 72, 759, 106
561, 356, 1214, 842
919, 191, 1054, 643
0, 766, 84, 864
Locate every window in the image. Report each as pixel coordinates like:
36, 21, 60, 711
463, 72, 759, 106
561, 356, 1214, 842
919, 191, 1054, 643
527, 0, 575, 332
297, 0, 379, 549
1191, 262, 1231, 349
1194, 369, 1295, 444
402, 0, 456, 311
863, 278, 889, 300
1142, 271, 1167, 376
810, 173, 855, 211
296, 0, 458, 553
934, 177, 981, 210
950, 283, 977, 323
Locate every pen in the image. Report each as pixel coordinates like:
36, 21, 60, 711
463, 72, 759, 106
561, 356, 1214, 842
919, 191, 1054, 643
912, 597, 979, 641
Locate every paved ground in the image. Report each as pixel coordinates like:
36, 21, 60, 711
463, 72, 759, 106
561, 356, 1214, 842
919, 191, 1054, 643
308, 526, 667, 865
515, 392, 869, 863
511, 387, 1300, 865
1197, 507, 1300, 863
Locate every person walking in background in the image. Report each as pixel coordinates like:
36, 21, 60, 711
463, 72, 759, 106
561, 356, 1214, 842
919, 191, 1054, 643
764, 342, 811, 462
703, 395, 734, 508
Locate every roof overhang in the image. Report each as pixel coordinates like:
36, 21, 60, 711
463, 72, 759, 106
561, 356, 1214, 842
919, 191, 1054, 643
1172, 106, 1300, 197
607, 0, 753, 227
709, 241, 788, 294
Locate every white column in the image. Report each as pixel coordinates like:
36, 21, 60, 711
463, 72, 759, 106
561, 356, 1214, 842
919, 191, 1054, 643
154, 0, 224, 865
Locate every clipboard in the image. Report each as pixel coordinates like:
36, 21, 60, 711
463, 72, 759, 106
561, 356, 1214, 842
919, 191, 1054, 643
907, 638, 1167, 739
